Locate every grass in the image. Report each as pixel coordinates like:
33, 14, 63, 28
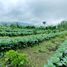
17, 35, 67, 67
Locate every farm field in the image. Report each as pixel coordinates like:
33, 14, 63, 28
17, 32, 67, 67
0, 22, 67, 67
0, 0, 67, 67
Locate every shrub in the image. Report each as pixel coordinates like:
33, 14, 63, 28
4, 50, 29, 67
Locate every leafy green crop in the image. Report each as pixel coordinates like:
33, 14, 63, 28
0, 31, 67, 51
45, 40, 67, 67
0, 29, 47, 36
0, 26, 61, 36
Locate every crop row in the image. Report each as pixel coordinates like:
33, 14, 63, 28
0, 26, 60, 36
0, 29, 47, 36
0, 30, 57, 37
0, 26, 43, 32
0, 31, 67, 51
0, 30, 46, 36
45, 40, 67, 67
0, 31, 33, 36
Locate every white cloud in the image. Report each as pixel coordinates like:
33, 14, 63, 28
0, 0, 67, 25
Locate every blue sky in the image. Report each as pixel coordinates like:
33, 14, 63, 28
0, 0, 67, 25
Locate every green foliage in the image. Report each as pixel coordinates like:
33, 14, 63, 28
0, 25, 64, 36
33, 29, 37, 34
45, 40, 67, 67
58, 21, 67, 30
0, 31, 67, 51
4, 50, 28, 67
0, 26, 47, 36
25, 26, 35, 29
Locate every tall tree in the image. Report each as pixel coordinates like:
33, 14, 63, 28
42, 21, 46, 25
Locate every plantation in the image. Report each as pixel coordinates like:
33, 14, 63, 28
0, 25, 61, 36
0, 31, 67, 52
0, 21, 67, 67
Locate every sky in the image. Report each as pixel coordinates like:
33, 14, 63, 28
0, 0, 67, 26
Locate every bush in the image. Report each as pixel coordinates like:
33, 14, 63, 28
4, 50, 29, 67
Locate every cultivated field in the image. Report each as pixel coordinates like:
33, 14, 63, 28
0, 22, 67, 67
